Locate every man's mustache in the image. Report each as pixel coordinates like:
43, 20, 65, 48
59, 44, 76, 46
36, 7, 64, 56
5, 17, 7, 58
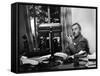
73, 32, 75, 36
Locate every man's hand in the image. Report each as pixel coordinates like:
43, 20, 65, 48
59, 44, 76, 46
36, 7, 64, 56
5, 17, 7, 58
68, 55, 74, 59
75, 50, 86, 56
66, 35, 73, 44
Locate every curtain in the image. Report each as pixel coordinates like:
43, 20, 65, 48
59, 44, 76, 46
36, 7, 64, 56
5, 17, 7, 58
23, 5, 34, 52
61, 7, 72, 53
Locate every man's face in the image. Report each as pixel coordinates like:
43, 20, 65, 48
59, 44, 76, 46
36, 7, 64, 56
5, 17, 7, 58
72, 24, 80, 38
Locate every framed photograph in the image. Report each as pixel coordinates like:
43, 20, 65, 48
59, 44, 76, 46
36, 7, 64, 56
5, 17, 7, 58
11, 2, 97, 73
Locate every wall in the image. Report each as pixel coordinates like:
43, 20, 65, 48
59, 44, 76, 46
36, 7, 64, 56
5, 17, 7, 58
1, 0, 100, 76
71, 8, 96, 54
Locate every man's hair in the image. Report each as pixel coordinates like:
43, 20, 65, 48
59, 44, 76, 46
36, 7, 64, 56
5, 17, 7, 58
72, 23, 81, 31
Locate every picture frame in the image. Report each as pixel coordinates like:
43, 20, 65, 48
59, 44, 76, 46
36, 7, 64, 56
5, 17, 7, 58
11, 2, 98, 73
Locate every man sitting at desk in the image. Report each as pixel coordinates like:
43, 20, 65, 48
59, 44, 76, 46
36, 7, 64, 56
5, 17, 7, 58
65, 23, 89, 66
20, 23, 89, 67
